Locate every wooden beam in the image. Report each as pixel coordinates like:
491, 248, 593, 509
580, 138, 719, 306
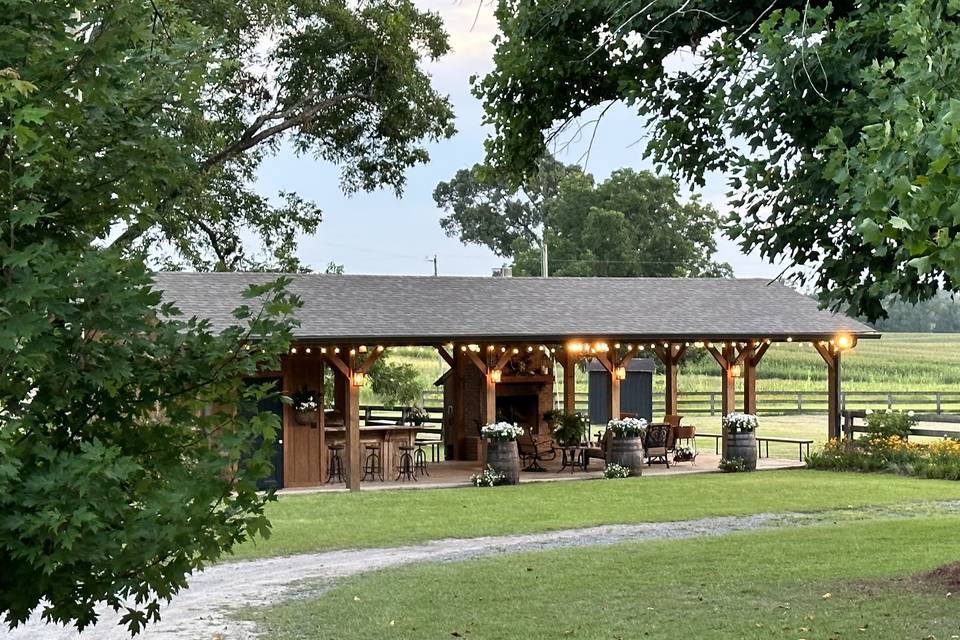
357, 347, 385, 374
704, 344, 727, 369
436, 345, 454, 368
325, 351, 349, 378
463, 348, 488, 376
593, 352, 613, 373
493, 349, 513, 372
752, 341, 771, 366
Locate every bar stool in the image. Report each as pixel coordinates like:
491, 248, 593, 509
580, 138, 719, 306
413, 439, 430, 477
362, 442, 384, 481
326, 443, 345, 483
396, 444, 416, 482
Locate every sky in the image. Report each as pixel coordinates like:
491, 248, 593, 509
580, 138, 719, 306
253, 1, 785, 279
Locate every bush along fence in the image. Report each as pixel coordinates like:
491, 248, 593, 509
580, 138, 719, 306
807, 410, 960, 480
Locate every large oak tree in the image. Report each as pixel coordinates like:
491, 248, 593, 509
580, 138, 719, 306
476, 0, 960, 319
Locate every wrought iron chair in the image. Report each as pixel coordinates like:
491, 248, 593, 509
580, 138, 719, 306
517, 426, 558, 472
644, 423, 672, 467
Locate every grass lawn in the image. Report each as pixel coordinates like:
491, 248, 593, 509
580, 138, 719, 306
232, 470, 960, 560
245, 516, 960, 639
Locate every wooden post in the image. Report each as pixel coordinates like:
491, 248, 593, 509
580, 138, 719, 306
318, 357, 326, 484
813, 342, 842, 441
720, 344, 737, 459
742, 345, 757, 416
562, 352, 576, 414
452, 346, 465, 460
482, 372, 497, 425
610, 372, 621, 421
652, 344, 684, 419
344, 377, 361, 490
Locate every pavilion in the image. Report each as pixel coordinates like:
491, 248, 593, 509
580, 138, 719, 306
153, 273, 878, 490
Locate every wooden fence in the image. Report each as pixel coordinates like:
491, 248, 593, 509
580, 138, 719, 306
421, 389, 960, 417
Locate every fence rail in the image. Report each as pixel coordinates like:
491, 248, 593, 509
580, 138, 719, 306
422, 389, 960, 417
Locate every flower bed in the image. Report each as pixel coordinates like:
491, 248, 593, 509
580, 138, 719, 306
807, 436, 960, 480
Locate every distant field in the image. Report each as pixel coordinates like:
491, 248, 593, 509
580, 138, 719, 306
377, 333, 960, 398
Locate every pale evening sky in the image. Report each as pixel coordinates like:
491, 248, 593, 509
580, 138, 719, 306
254, 1, 786, 279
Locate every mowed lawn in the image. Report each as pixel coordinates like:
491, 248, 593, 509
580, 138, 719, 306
231, 470, 960, 560
246, 515, 960, 640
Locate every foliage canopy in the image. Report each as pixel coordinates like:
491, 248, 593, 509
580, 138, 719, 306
476, 0, 960, 319
1, 0, 453, 633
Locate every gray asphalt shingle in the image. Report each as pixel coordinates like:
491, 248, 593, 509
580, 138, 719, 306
151, 273, 877, 343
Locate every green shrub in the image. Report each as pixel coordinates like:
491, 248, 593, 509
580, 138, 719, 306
864, 410, 917, 439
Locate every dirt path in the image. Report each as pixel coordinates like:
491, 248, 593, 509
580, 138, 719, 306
5, 503, 958, 640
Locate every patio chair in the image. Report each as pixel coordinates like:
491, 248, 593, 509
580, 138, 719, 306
664, 414, 683, 451
644, 423, 672, 467
582, 429, 611, 469
517, 427, 558, 472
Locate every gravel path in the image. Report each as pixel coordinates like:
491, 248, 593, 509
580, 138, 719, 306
5, 502, 958, 640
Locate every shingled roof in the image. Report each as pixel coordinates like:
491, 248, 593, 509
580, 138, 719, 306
151, 273, 877, 344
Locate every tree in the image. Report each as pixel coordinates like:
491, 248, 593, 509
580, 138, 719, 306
369, 355, 426, 408
866, 292, 960, 332
475, 0, 960, 319
433, 156, 578, 257
7, 0, 455, 271
434, 160, 731, 277
1, 0, 453, 633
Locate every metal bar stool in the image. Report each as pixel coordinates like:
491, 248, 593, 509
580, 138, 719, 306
413, 439, 430, 477
362, 442, 384, 481
395, 444, 416, 482
326, 443, 345, 483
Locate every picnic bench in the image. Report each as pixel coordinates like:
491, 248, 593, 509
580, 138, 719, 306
696, 433, 812, 461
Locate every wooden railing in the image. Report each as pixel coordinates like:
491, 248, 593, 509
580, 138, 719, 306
422, 389, 960, 417
548, 390, 960, 416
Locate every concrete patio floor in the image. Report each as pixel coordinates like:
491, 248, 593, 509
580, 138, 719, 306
279, 452, 805, 494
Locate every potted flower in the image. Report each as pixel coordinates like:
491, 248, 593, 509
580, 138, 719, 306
552, 412, 590, 447
722, 412, 758, 471
291, 387, 320, 426
604, 416, 647, 476
404, 406, 430, 426
480, 421, 524, 484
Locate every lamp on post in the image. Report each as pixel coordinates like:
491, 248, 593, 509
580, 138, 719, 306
352, 371, 367, 387
489, 369, 502, 384
729, 364, 743, 378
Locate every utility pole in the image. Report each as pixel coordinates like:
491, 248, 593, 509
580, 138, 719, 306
541, 225, 549, 278
427, 254, 438, 276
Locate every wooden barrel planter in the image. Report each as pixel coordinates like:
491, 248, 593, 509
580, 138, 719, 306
606, 436, 644, 476
485, 439, 521, 485
725, 431, 758, 471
